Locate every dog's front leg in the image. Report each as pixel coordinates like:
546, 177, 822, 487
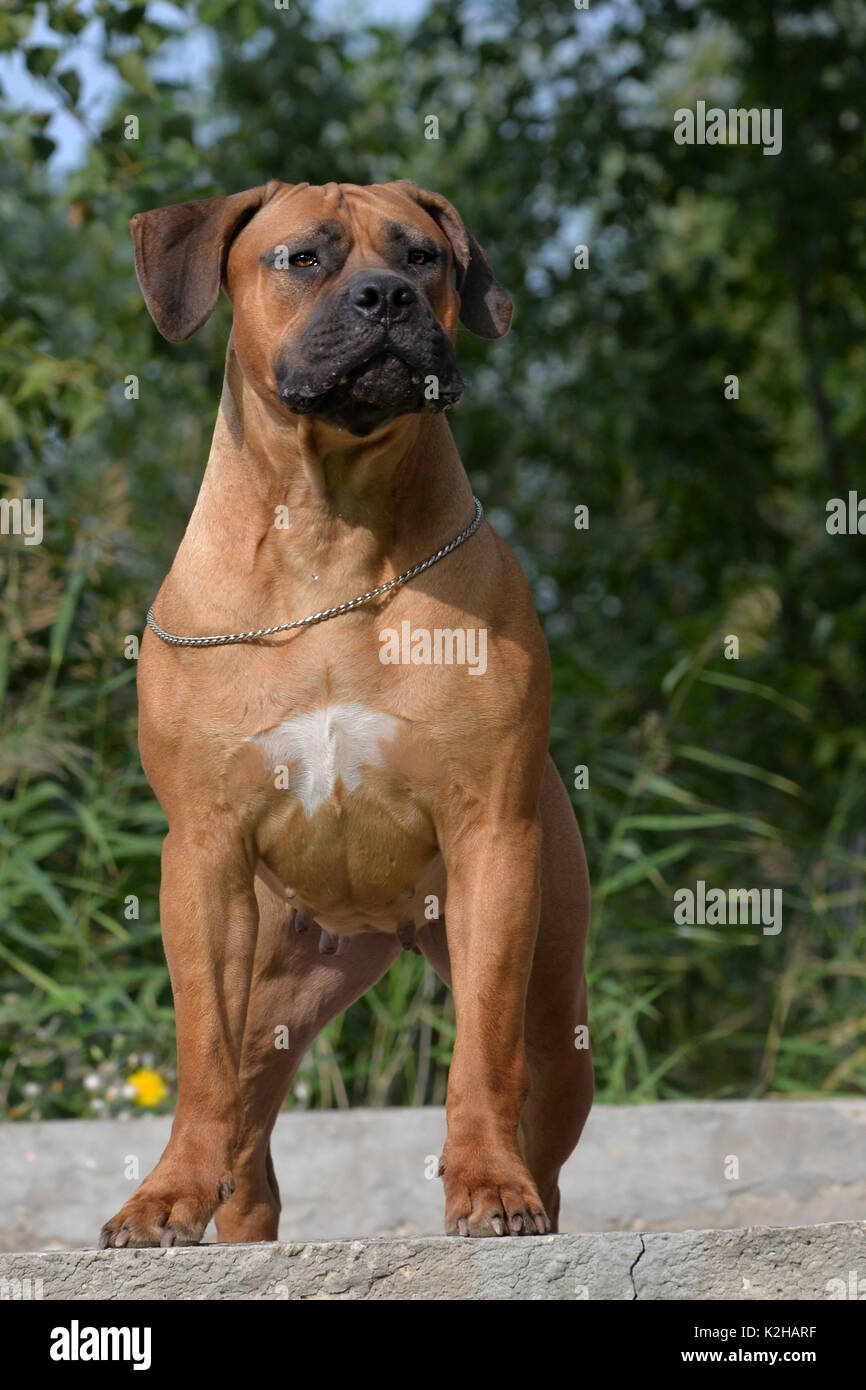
99, 831, 258, 1248
439, 816, 549, 1237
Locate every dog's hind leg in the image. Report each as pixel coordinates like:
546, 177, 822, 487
518, 758, 593, 1232
215, 876, 400, 1243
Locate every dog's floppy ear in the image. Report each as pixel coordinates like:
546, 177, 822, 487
395, 182, 513, 339
129, 181, 281, 342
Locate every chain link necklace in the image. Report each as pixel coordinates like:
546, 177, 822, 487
146, 497, 484, 649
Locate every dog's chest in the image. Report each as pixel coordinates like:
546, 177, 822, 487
244, 698, 440, 925
249, 701, 400, 816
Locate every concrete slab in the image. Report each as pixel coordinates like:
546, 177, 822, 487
632, 1221, 866, 1301
2, 1099, 865, 1252
1, 1224, 863, 1300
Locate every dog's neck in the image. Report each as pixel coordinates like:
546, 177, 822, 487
165, 340, 476, 626
218, 344, 431, 518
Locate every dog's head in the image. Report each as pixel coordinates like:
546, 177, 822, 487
129, 179, 512, 436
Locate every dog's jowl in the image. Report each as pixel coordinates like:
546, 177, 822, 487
99, 179, 593, 1247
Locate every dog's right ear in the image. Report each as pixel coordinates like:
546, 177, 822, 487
129, 182, 280, 342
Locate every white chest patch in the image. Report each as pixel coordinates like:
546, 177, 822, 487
250, 702, 401, 817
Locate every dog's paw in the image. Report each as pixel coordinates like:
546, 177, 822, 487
441, 1157, 549, 1238
99, 1173, 234, 1249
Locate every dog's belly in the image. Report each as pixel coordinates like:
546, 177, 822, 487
247, 701, 442, 934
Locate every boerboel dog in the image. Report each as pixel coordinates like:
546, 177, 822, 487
99, 179, 592, 1247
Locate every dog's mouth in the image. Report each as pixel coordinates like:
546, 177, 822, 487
340, 350, 418, 406
277, 341, 464, 435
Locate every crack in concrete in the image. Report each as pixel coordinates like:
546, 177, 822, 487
628, 1235, 646, 1300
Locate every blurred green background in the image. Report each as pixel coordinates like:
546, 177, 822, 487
1, 0, 864, 1121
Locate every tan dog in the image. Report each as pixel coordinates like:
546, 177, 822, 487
99, 179, 593, 1247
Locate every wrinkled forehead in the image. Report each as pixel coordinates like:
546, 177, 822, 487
247, 181, 447, 254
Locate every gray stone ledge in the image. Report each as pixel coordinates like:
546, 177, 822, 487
2, 1223, 864, 1301
3, 1099, 866, 1253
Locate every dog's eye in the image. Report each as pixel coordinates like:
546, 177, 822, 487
289, 252, 318, 268
407, 249, 434, 266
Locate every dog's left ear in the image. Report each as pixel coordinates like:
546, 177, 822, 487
129, 180, 282, 341
395, 182, 513, 339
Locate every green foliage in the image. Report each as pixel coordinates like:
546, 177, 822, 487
1, 0, 864, 1120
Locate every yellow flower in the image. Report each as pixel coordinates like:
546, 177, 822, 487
127, 1068, 167, 1107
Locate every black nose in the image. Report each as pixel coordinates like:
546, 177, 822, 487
350, 273, 418, 325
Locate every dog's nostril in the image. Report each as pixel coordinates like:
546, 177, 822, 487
354, 284, 382, 310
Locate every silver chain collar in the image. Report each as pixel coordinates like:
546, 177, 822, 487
146, 497, 484, 649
